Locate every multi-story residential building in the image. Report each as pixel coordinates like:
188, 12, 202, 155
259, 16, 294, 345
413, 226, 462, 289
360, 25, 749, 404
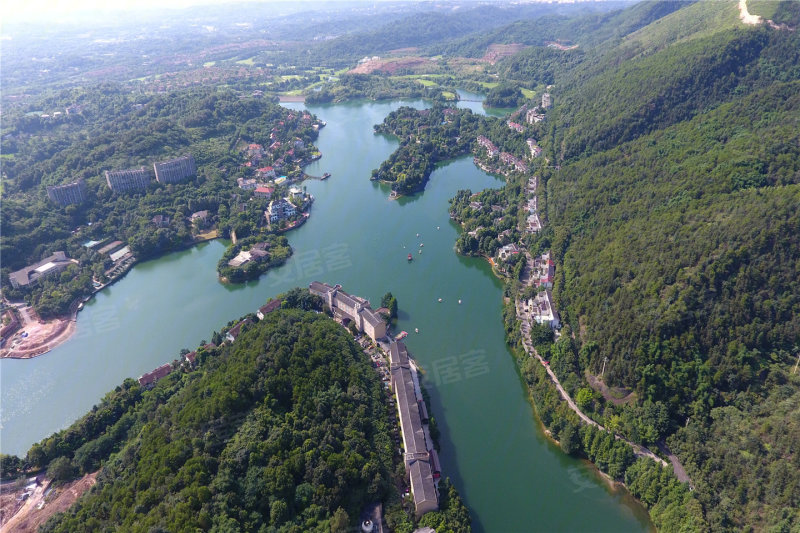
153, 154, 196, 184
46, 180, 86, 206
105, 167, 151, 192
266, 198, 296, 223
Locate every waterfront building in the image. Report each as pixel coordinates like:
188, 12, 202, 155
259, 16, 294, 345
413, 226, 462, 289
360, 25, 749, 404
257, 298, 282, 319
308, 282, 388, 342
225, 318, 253, 343
138, 364, 172, 388
388, 341, 439, 518
46, 180, 86, 206
266, 198, 296, 223
153, 154, 196, 183
8, 251, 73, 289
105, 167, 151, 192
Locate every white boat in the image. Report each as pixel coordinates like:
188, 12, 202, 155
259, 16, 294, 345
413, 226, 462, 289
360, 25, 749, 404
420, 243, 424, 247
458, 299, 462, 304
415, 328, 419, 333
416, 233, 420, 237
438, 298, 442, 302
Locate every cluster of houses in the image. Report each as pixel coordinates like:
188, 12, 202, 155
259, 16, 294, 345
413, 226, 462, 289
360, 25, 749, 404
308, 282, 387, 342
476, 135, 528, 173
524, 176, 542, 234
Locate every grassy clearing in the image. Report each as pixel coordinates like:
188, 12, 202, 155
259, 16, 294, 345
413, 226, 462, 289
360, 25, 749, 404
520, 88, 536, 99
415, 79, 438, 87
236, 57, 256, 66
441, 91, 457, 100
203, 61, 216, 67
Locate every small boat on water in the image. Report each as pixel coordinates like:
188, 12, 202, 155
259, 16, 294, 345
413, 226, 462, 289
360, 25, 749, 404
419, 243, 424, 247
458, 299, 462, 304
438, 298, 442, 302
437, 226, 440, 230
396, 331, 408, 340
418, 249, 422, 254
408, 253, 413, 261
416, 233, 420, 237
321, 172, 331, 180
415, 328, 419, 333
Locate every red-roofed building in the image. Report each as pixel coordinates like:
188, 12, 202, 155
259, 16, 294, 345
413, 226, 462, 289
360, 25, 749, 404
254, 186, 274, 199
257, 299, 283, 319
138, 363, 172, 388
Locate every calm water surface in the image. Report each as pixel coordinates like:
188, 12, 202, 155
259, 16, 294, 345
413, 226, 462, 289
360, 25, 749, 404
1, 97, 652, 532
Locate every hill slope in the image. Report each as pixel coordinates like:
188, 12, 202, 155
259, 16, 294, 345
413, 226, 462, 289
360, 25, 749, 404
25, 306, 400, 532
536, 2, 800, 529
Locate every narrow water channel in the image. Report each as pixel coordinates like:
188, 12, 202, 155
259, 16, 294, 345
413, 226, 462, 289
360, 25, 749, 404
0, 97, 652, 532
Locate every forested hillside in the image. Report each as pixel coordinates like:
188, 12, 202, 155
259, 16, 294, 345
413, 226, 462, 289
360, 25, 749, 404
534, 1, 800, 530
19, 302, 468, 532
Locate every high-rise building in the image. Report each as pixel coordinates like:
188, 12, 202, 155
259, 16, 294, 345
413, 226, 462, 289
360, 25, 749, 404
105, 167, 151, 192
153, 154, 196, 184
46, 180, 86, 206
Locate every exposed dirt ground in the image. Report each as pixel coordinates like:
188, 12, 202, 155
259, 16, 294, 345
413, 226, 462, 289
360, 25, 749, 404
0, 306, 75, 359
348, 56, 436, 75
482, 43, 526, 64
0, 473, 97, 533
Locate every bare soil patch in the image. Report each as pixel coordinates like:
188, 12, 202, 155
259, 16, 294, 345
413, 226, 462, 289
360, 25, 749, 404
0, 306, 76, 359
482, 43, 526, 64
0, 473, 98, 533
348, 57, 435, 75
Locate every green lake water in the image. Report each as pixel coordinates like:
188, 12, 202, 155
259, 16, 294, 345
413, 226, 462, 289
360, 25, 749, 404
0, 97, 652, 532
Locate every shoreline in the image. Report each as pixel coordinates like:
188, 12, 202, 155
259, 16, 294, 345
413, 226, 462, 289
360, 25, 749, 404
0, 309, 77, 360
1, 233, 221, 360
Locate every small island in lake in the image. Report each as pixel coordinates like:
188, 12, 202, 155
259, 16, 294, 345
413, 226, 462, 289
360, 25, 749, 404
217, 235, 292, 283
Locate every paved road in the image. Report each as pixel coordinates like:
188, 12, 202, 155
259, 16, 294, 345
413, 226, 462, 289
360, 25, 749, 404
517, 302, 671, 469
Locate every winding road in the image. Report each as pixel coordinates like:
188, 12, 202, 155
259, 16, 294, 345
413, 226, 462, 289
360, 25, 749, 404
517, 303, 692, 479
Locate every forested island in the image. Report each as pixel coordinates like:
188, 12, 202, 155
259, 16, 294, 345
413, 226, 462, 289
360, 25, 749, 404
217, 235, 292, 283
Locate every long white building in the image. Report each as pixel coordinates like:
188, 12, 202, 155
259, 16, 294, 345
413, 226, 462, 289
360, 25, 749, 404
389, 341, 439, 518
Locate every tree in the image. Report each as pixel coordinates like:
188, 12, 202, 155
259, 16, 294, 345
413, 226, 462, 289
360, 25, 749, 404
330, 507, 349, 533
559, 423, 581, 456
381, 292, 398, 319
47, 456, 77, 482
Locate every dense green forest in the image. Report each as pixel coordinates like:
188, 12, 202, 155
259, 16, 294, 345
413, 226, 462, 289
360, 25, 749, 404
11, 300, 470, 532
510, 2, 800, 530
